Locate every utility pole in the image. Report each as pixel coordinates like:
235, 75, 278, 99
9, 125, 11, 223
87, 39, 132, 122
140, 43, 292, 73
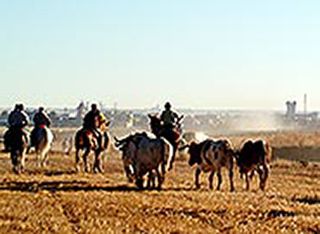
303, 93, 308, 123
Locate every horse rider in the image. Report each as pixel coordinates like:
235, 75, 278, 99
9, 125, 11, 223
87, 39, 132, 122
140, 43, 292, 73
83, 104, 104, 149
30, 107, 52, 147
3, 104, 30, 152
160, 102, 182, 132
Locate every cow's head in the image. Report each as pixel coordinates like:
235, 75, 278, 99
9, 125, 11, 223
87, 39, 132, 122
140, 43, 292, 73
114, 136, 136, 182
185, 142, 202, 166
236, 149, 256, 179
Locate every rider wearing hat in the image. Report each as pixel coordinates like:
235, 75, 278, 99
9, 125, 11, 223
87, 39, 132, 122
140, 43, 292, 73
160, 102, 180, 130
4, 104, 30, 152
83, 104, 104, 149
33, 107, 51, 128
30, 107, 52, 147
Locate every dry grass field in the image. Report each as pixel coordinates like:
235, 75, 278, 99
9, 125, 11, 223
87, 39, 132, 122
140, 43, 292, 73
0, 130, 319, 233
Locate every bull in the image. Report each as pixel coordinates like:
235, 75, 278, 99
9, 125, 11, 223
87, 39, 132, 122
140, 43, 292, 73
235, 139, 272, 191
181, 139, 235, 192
115, 132, 174, 190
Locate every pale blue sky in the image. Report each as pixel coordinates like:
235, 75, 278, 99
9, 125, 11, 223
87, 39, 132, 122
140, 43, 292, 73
0, 1, 319, 110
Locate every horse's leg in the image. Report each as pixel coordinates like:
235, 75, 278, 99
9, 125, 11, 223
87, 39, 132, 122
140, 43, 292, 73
37, 152, 43, 168
11, 151, 19, 174
21, 148, 27, 172
93, 150, 103, 173
40, 151, 47, 168
82, 148, 90, 173
41, 144, 50, 168
17, 152, 22, 174
38, 146, 46, 168
75, 148, 81, 173
42, 151, 48, 167
35, 146, 42, 168
15, 148, 24, 174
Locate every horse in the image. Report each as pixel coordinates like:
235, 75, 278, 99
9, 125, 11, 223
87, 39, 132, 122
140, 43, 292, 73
30, 125, 54, 167
9, 128, 29, 174
74, 121, 110, 173
148, 114, 183, 170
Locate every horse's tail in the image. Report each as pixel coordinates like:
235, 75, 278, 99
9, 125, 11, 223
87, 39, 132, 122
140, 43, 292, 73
75, 128, 91, 150
103, 132, 110, 150
75, 129, 83, 150
45, 127, 54, 145
33, 127, 53, 156
160, 137, 174, 172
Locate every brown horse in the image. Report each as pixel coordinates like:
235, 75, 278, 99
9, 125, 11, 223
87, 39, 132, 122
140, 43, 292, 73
148, 114, 183, 170
74, 121, 110, 173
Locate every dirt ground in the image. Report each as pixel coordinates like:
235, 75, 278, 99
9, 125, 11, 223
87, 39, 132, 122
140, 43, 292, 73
0, 131, 319, 233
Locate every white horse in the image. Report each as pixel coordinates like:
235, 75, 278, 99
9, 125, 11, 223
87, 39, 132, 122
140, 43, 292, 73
31, 126, 54, 167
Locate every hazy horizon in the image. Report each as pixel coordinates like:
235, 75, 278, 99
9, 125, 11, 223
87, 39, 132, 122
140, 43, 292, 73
1, 1, 319, 110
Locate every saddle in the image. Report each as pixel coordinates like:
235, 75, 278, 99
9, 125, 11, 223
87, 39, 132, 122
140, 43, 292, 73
82, 128, 100, 150
160, 127, 181, 143
31, 126, 47, 147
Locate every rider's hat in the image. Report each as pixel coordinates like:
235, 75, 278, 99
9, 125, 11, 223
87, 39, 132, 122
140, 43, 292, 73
17, 104, 24, 111
164, 102, 171, 109
91, 103, 98, 110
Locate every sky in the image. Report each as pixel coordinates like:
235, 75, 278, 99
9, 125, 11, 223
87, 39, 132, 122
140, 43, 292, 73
0, 1, 320, 111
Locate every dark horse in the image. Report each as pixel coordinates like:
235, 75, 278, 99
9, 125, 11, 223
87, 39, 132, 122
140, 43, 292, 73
7, 128, 29, 174
74, 121, 110, 173
148, 114, 183, 170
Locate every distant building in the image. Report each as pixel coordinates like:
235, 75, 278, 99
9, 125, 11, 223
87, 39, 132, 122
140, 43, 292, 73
285, 101, 297, 119
76, 101, 87, 121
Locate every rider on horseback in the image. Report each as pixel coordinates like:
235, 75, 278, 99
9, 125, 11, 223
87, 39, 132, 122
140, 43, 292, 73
30, 107, 51, 147
3, 104, 30, 152
83, 104, 104, 150
160, 102, 181, 131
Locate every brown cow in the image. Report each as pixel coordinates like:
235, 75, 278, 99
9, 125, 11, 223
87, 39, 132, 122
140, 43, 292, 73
183, 139, 235, 191
235, 139, 272, 191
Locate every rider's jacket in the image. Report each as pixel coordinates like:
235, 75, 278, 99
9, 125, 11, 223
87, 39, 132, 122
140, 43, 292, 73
8, 110, 30, 128
98, 112, 107, 124
160, 110, 179, 127
33, 111, 51, 127
83, 110, 100, 129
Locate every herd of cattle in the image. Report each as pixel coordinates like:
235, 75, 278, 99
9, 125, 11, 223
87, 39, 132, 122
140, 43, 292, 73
113, 131, 272, 191
0, 127, 272, 192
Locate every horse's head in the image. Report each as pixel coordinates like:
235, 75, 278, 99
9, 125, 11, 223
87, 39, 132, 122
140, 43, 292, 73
148, 114, 161, 135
